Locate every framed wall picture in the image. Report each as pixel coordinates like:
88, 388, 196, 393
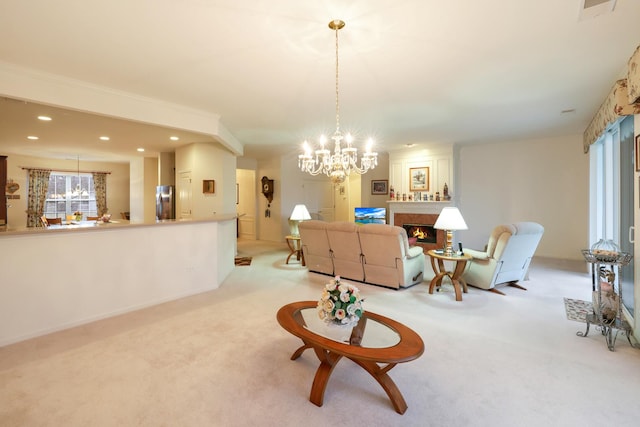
371, 179, 388, 195
409, 167, 429, 192
636, 135, 640, 172
203, 180, 215, 194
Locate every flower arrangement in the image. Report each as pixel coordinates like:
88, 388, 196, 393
73, 211, 82, 220
317, 276, 364, 327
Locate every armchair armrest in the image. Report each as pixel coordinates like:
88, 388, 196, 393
464, 248, 490, 260
406, 246, 424, 259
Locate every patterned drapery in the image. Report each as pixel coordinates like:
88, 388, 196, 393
26, 169, 51, 227
583, 44, 640, 153
92, 172, 108, 215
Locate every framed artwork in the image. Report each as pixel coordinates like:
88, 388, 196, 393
409, 167, 429, 192
636, 135, 640, 172
371, 179, 388, 195
203, 179, 215, 194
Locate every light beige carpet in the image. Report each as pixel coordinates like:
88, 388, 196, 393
1, 239, 639, 427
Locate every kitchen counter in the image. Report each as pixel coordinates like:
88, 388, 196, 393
0, 214, 237, 237
0, 215, 237, 346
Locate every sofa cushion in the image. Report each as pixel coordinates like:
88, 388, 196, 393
325, 221, 364, 281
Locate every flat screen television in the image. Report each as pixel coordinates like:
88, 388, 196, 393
354, 207, 386, 225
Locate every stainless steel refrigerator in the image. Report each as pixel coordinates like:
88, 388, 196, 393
156, 185, 175, 220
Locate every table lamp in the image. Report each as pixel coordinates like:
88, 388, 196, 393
433, 207, 468, 256
289, 204, 311, 236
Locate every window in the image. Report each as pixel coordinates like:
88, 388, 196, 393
589, 126, 620, 245
44, 172, 97, 218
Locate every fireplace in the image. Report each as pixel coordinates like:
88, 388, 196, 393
394, 212, 445, 251
402, 223, 437, 244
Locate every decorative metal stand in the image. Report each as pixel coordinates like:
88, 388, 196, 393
577, 250, 638, 351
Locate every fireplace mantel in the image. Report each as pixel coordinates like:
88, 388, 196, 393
387, 201, 452, 226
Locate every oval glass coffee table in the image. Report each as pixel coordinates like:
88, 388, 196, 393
276, 301, 424, 414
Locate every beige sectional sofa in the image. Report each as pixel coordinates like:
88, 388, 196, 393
298, 220, 425, 289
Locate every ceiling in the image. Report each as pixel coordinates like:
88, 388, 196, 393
1, 0, 639, 163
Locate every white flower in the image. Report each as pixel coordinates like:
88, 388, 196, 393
334, 309, 346, 320
339, 292, 351, 303
326, 281, 338, 292
318, 309, 327, 320
338, 283, 350, 293
323, 299, 335, 313
346, 304, 357, 315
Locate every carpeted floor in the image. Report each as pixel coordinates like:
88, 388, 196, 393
564, 297, 593, 323
1, 241, 639, 427
234, 256, 252, 266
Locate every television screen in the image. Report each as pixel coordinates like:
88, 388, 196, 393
354, 207, 386, 224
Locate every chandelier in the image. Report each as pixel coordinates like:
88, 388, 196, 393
298, 19, 378, 184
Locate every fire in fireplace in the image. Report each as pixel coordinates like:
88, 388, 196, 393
402, 223, 437, 244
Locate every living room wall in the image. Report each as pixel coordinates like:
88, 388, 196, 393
457, 133, 588, 261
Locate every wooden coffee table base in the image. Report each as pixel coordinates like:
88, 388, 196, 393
278, 301, 424, 415
290, 342, 408, 414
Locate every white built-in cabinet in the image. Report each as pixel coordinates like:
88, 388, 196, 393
388, 145, 454, 200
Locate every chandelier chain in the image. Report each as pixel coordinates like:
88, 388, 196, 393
335, 23, 340, 134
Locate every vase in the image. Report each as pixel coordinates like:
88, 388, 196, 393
320, 320, 355, 343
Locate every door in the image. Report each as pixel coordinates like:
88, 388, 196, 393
178, 171, 192, 219
303, 180, 334, 221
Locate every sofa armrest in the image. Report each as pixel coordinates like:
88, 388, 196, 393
464, 248, 490, 260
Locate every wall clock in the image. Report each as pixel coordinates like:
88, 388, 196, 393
261, 176, 274, 204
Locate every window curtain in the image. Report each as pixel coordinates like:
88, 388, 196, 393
584, 44, 640, 153
92, 172, 108, 215
26, 169, 51, 227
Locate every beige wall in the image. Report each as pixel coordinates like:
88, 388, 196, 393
3, 153, 130, 227
175, 142, 237, 219
458, 134, 589, 261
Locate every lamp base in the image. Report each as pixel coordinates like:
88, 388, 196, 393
443, 230, 454, 256
288, 219, 300, 236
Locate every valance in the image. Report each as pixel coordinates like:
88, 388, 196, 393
583, 44, 640, 153
627, 44, 640, 104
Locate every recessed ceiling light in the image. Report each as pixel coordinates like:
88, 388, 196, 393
37, 115, 52, 121
170, 136, 179, 141
405, 143, 415, 148
27, 135, 39, 140
99, 136, 110, 141
137, 148, 145, 152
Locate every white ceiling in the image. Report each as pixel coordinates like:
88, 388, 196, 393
0, 0, 639, 162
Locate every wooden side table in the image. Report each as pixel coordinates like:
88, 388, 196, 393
427, 249, 472, 301
285, 235, 305, 266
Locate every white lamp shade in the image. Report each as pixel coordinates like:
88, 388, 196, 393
290, 204, 311, 221
433, 207, 468, 230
